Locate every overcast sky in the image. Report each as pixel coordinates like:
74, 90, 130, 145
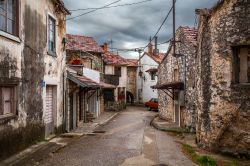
63, 0, 217, 59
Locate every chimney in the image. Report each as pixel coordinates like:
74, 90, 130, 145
148, 37, 153, 55
101, 43, 109, 53
153, 36, 159, 55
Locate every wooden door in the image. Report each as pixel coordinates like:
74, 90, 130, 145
2, 87, 13, 115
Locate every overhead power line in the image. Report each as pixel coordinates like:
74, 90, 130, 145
69, 0, 153, 12
66, 0, 122, 21
141, 0, 176, 52
113, 39, 172, 52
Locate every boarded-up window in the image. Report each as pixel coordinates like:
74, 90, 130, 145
0, 86, 16, 117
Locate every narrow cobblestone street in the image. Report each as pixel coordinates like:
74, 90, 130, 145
15, 106, 194, 166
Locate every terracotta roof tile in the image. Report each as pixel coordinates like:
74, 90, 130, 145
66, 34, 103, 53
144, 52, 165, 64
126, 59, 139, 67
102, 52, 128, 66
180, 27, 198, 47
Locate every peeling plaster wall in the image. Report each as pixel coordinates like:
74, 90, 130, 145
0, 0, 67, 159
127, 66, 137, 99
196, 0, 250, 157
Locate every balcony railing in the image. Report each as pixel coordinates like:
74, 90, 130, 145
103, 74, 120, 86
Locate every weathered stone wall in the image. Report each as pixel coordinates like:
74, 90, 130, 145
158, 27, 197, 130
127, 66, 137, 99
0, 0, 67, 159
158, 50, 175, 121
196, 0, 250, 157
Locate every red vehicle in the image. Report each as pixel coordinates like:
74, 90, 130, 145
145, 98, 158, 111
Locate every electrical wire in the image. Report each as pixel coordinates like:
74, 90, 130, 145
141, 0, 176, 52
66, 0, 122, 21
69, 0, 153, 12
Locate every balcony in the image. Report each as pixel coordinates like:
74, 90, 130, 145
103, 74, 120, 86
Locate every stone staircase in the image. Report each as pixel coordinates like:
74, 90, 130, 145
86, 111, 95, 122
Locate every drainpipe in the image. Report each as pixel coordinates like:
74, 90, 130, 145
62, 72, 66, 132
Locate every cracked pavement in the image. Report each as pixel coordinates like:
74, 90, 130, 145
14, 106, 195, 166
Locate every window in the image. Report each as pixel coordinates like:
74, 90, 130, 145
233, 47, 250, 83
150, 72, 156, 80
0, 0, 18, 36
0, 86, 16, 118
114, 67, 121, 76
48, 16, 56, 54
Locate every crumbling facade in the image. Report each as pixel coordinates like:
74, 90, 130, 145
157, 27, 197, 130
126, 59, 138, 104
196, 0, 250, 157
0, 0, 69, 159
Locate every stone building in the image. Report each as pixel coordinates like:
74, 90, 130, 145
137, 38, 164, 103
0, 0, 70, 159
154, 27, 197, 130
102, 43, 128, 105
65, 35, 114, 131
195, 0, 250, 157
126, 59, 138, 104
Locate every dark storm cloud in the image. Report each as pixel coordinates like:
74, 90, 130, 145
63, 0, 217, 58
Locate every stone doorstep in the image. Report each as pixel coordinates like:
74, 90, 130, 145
151, 116, 187, 133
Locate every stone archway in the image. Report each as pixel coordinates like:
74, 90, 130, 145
126, 91, 134, 105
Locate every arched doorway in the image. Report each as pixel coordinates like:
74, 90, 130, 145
126, 91, 134, 105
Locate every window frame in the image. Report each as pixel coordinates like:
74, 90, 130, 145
47, 14, 56, 56
0, 0, 19, 37
232, 46, 250, 84
0, 85, 17, 119
150, 71, 156, 81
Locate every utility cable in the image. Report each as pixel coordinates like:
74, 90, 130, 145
69, 0, 153, 12
66, 0, 122, 21
141, 0, 176, 52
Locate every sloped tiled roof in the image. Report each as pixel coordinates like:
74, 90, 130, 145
102, 52, 128, 66
99, 82, 116, 89
180, 27, 198, 47
143, 52, 165, 64
67, 73, 100, 89
126, 59, 139, 67
66, 34, 103, 53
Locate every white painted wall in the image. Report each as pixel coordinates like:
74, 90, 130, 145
119, 66, 127, 87
137, 54, 159, 103
105, 65, 114, 75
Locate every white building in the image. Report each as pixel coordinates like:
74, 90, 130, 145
137, 39, 165, 103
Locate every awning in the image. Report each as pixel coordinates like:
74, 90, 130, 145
151, 82, 184, 90
99, 82, 116, 89
146, 68, 158, 73
151, 82, 184, 100
67, 73, 100, 89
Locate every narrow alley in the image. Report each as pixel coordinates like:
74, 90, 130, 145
14, 107, 194, 166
